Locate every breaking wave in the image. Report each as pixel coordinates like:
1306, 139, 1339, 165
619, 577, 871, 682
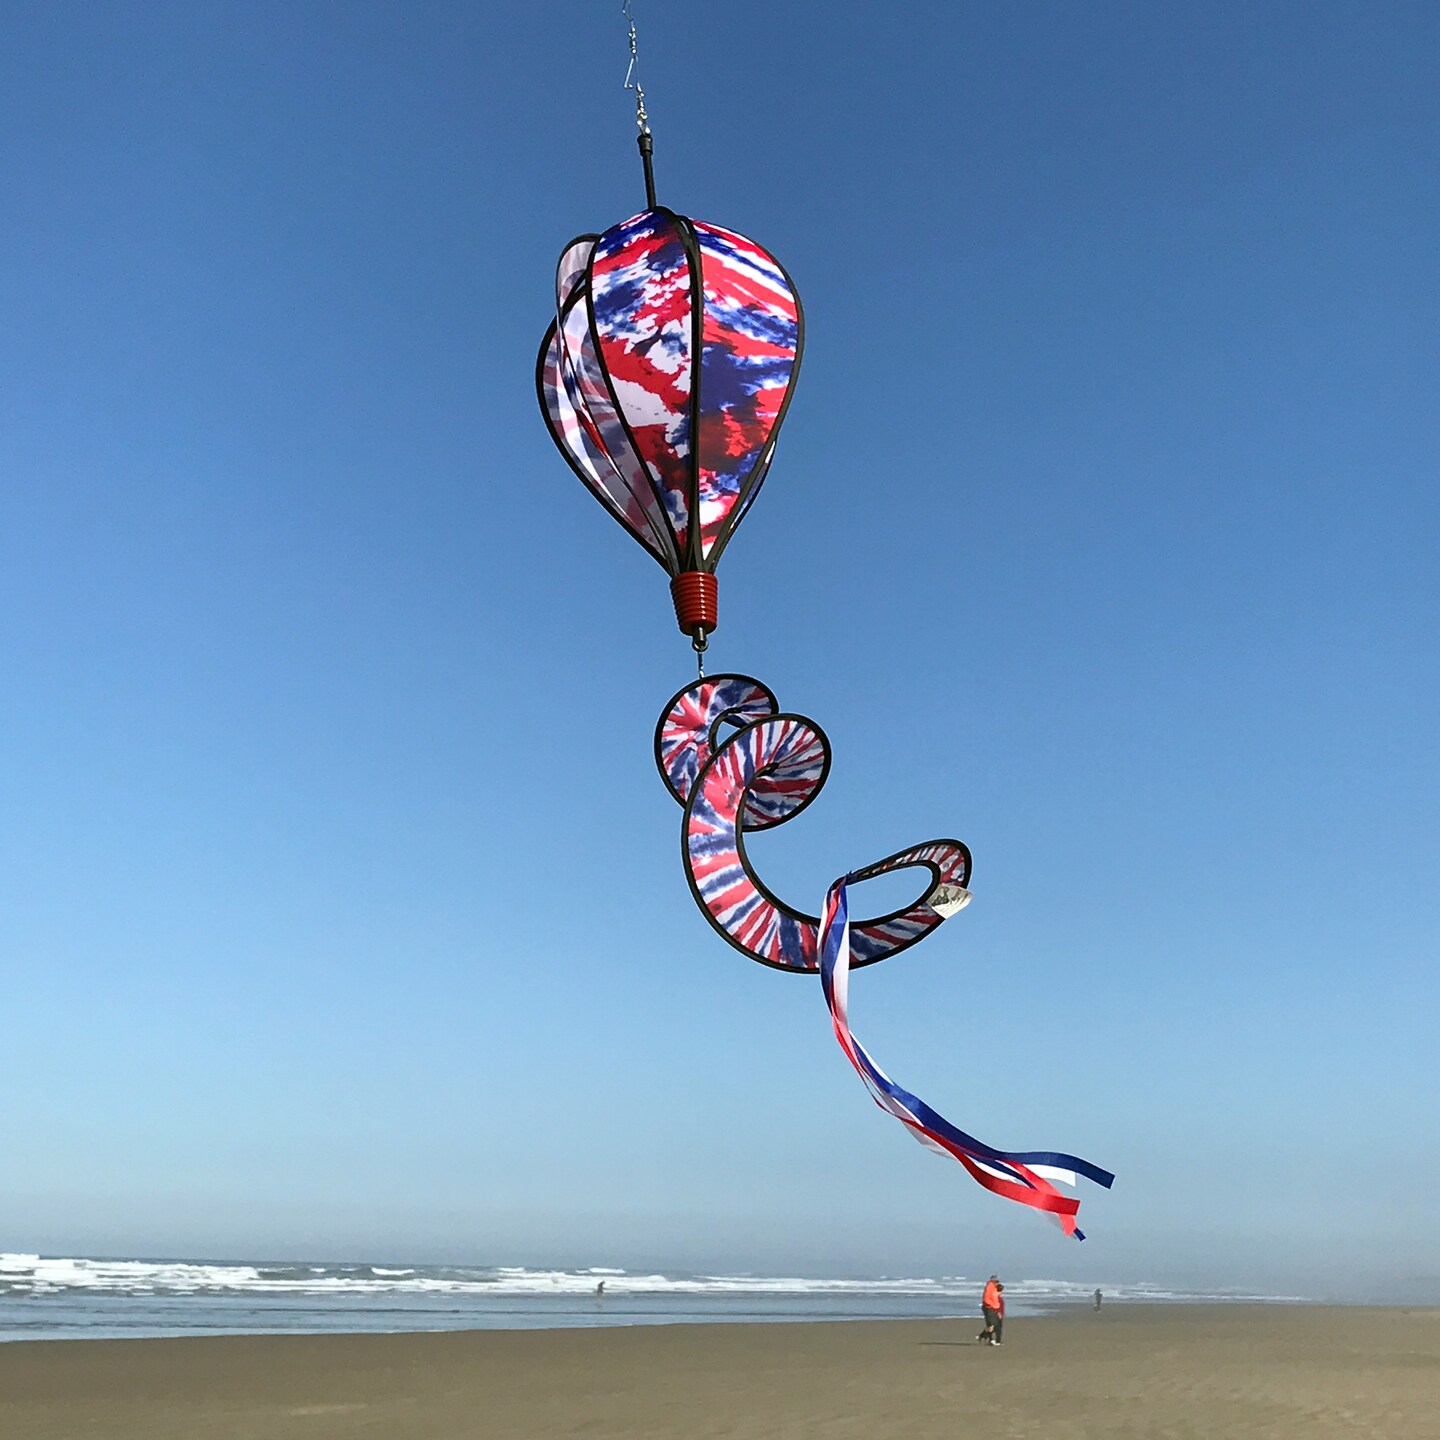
0, 1253, 1305, 1342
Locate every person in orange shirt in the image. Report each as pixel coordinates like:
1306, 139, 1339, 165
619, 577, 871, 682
978, 1275, 1003, 1345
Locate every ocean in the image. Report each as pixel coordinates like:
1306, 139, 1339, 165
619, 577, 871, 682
0, 1254, 1306, 1343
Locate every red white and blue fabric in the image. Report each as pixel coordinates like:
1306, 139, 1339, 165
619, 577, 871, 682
538, 209, 802, 576
820, 879, 1114, 1240
656, 676, 969, 972
657, 673, 1114, 1235
542, 235, 673, 563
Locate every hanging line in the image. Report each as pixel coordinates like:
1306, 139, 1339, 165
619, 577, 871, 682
622, 0, 648, 131
622, 0, 658, 207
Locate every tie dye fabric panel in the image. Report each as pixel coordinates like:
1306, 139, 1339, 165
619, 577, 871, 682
540, 237, 675, 563
538, 209, 803, 584
691, 221, 802, 561
654, 673, 780, 820
589, 211, 695, 557
658, 676, 971, 974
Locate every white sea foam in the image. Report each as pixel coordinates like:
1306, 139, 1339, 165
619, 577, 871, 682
0, 1253, 1303, 1306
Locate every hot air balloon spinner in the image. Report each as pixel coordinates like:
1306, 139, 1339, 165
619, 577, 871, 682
536, 13, 801, 664
534, 3, 1112, 1239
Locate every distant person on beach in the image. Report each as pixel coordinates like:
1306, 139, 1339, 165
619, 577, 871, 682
595, 1280, 605, 1298
1093, 1288, 1102, 1311
978, 1275, 1003, 1345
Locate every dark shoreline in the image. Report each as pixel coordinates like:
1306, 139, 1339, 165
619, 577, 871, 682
0, 1293, 1349, 1348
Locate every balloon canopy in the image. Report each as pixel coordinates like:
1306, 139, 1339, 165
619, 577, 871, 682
538, 207, 803, 644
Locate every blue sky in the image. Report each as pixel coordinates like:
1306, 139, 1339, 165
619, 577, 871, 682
2, 0, 1436, 1298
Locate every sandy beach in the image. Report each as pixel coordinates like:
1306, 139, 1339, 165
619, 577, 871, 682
1, 1304, 1436, 1439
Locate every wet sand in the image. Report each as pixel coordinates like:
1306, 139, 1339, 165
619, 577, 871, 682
2, 1304, 1437, 1439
